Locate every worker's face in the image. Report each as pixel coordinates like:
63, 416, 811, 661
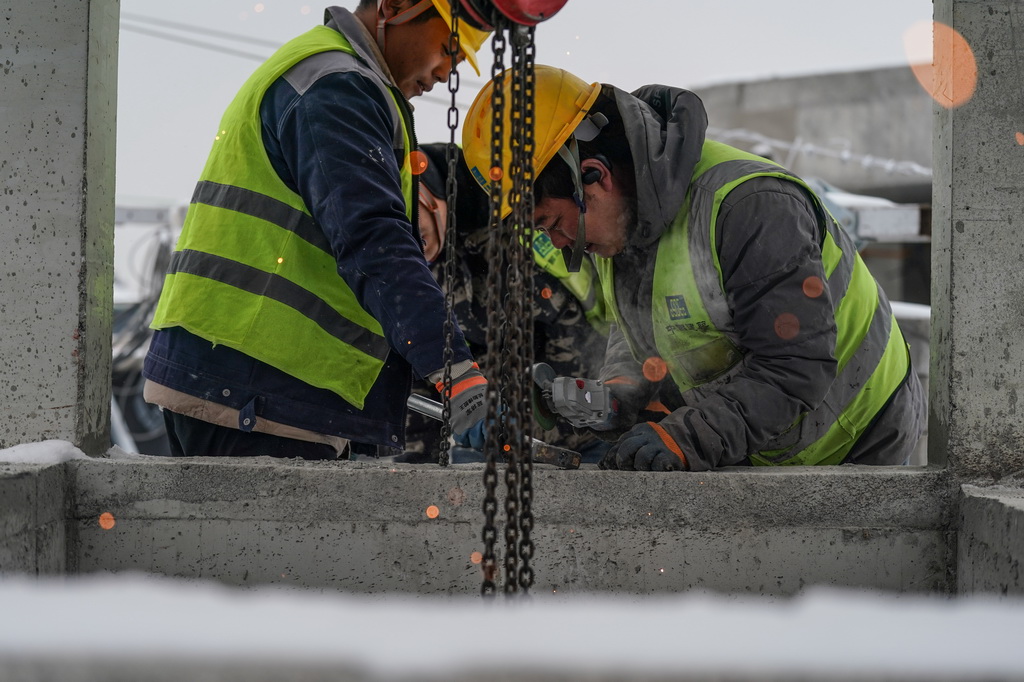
533, 162, 631, 259
384, 14, 461, 99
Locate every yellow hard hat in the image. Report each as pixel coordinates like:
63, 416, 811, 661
462, 65, 601, 217
430, 0, 490, 76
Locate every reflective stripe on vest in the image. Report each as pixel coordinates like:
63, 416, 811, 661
150, 25, 413, 409
600, 140, 910, 466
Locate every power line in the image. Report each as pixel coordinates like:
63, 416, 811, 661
120, 23, 271, 62
120, 17, 482, 108
121, 11, 283, 48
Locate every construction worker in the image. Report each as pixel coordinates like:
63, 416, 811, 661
402, 142, 610, 462
142, 2, 492, 459
462, 66, 926, 471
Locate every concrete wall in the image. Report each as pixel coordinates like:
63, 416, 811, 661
697, 67, 933, 203
958, 485, 1024, 595
929, 0, 1024, 479
0, 0, 118, 454
0, 463, 68, 575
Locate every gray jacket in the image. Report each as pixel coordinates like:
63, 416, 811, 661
599, 84, 925, 469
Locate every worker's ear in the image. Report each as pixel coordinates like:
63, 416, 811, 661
380, 0, 407, 20
580, 157, 611, 188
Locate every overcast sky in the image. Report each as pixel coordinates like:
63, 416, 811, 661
115, 0, 934, 205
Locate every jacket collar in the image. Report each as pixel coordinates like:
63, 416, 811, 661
324, 6, 405, 102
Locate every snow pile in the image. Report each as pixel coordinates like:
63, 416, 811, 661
0, 440, 87, 465
1, 573, 1023, 679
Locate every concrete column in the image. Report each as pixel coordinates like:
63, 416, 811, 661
931, 0, 1024, 477
0, 1, 119, 454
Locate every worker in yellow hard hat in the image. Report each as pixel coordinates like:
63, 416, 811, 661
143, 3, 494, 459
462, 66, 925, 472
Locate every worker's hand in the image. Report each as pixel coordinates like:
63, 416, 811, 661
590, 376, 648, 439
436, 363, 488, 450
599, 422, 689, 471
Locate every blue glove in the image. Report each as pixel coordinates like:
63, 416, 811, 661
600, 422, 688, 471
436, 363, 488, 450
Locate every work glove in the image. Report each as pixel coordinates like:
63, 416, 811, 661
590, 376, 650, 440
436, 363, 488, 450
599, 421, 689, 471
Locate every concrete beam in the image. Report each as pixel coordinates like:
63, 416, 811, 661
67, 457, 956, 595
0, 463, 69, 574
0, 0, 119, 454
958, 484, 1024, 595
930, 0, 1024, 478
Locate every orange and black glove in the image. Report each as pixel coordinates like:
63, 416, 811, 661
599, 421, 689, 471
436, 363, 488, 450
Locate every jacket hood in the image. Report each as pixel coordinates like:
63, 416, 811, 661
608, 84, 708, 249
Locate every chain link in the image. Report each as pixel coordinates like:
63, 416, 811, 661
480, 19, 507, 598
516, 26, 537, 591
437, 0, 463, 469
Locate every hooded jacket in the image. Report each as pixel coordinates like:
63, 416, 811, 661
598, 84, 925, 469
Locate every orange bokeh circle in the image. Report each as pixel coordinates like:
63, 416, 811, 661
642, 356, 668, 382
802, 276, 824, 298
98, 512, 116, 530
774, 313, 800, 340
410, 150, 429, 175
425, 505, 440, 519
904, 20, 977, 109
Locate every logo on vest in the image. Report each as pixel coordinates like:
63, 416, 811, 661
533, 233, 555, 260
665, 295, 691, 321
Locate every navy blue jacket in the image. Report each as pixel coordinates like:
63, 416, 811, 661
145, 15, 472, 449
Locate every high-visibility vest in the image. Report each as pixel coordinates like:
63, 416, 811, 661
151, 26, 414, 410
598, 140, 911, 465
531, 232, 610, 334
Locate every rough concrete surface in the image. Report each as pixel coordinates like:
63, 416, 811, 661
55, 455, 958, 595
958, 484, 1024, 595
0, 463, 68, 574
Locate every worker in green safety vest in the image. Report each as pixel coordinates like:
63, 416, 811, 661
143, 2, 495, 459
400, 142, 611, 463
462, 66, 926, 471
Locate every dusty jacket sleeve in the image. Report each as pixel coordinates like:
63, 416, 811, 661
263, 71, 472, 379
657, 176, 839, 470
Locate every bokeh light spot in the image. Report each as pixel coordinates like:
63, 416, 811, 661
503, 444, 511, 452
540, 287, 553, 299
802, 276, 824, 298
489, 166, 503, 181
410, 150, 429, 175
774, 313, 800, 340
98, 512, 116, 530
642, 356, 668, 382
904, 20, 977, 109
470, 551, 483, 564
1016, 132, 1024, 146
425, 505, 440, 519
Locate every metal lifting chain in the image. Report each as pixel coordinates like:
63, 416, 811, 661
438, 0, 463, 468
504, 22, 536, 595
514, 24, 537, 592
480, 18, 507, 598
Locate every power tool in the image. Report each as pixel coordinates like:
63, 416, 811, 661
531, 362, 615, 431
406, 393, 582, 469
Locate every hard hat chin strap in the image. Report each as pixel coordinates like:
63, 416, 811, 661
376, 0, 434, 57
556, 138, 587, 273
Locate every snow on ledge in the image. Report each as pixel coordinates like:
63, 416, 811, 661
0, 440, 87, 465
